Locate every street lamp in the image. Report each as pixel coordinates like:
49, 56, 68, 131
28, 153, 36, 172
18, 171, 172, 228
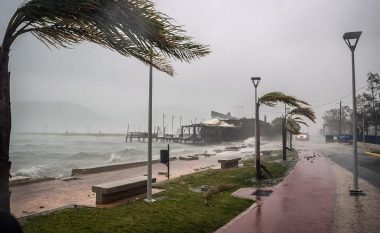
251, 77, 261, 105
146, 59, 155, 202
339, 101, 342, 137
251, 77, 261, 137
251, 77, 261, 179
343, 31, 363, 195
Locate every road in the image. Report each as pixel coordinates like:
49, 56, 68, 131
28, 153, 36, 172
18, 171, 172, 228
294, 136, 380, 188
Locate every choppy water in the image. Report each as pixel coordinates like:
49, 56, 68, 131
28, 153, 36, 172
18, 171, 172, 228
10, 134, 282, 178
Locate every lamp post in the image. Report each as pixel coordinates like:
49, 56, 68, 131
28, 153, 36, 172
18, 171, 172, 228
339, 101, 342, 137
146, 59, 155, 202
343, 31, 363, 194
251, 77, 261, 179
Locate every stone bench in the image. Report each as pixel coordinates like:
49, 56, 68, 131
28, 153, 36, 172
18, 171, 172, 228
217, 158, 241, 169
92, 176, 156, 204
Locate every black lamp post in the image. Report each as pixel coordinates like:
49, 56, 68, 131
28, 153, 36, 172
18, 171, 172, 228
251, 77, 261, 178
343, 31, 363, 195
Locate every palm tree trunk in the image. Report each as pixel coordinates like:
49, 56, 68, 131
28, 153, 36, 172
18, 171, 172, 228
282, 118, 286, 160
289, 132, 293, 149
0, 48, 11, 212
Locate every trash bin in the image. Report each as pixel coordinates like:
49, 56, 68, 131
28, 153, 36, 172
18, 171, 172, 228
160, 150, 169, 164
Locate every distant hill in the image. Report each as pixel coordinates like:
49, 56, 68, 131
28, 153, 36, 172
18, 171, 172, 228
11, 101, 107, 133
11, 101, 210, 134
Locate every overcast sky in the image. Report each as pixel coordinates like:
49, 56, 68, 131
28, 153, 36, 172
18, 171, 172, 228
1, 0, 379, 134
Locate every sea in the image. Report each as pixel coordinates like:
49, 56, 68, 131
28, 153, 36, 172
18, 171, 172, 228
9, 134, 282, 179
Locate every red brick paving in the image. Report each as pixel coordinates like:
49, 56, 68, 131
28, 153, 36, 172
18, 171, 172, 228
218, 150, 336, 233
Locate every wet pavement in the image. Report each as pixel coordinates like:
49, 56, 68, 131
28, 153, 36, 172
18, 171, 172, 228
296, 137, 380, 188
330, 160, 380, 233
217, 149, 336, 233
11, 155, 224, 218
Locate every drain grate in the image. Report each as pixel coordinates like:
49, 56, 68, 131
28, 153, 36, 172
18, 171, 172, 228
251, 190, 273, 196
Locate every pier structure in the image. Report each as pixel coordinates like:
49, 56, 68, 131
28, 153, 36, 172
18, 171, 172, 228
125, 121, 238, 144
125, 111, 272, 144
125, 131, 205, 144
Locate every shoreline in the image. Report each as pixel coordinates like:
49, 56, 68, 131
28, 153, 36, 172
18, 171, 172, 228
10, 145, 254, 218
10, 134, 257, 179
10, 140, 262, 184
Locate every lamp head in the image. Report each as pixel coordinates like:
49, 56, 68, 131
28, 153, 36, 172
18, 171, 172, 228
343, 31, 362, 52
251, 77, 261, 87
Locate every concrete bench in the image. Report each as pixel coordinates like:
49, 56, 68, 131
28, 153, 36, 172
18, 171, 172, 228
217, 158, 241, 169
92, 176, 156, 204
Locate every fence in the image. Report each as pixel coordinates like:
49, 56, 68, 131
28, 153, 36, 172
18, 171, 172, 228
325, 134, 380, 145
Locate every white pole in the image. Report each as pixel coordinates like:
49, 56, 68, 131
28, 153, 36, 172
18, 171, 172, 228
254, 86, 257, 138
146, 61, 154, 202
351, 50, 360, 192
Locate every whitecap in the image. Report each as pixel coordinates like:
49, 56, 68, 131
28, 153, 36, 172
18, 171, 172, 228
107, 153, 125, 163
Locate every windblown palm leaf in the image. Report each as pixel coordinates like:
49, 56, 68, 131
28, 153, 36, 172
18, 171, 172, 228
285, 118, 301, 134
294, 119, 309, 127
3, 0, 210, 75
258, 92, 309, 108
287, 107, 316, 123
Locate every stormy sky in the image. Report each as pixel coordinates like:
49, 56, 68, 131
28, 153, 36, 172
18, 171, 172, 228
1, 0, 379, 134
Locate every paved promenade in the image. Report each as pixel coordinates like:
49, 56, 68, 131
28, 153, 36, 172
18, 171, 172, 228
217, 148, 380, 233
218, 149, 336, 233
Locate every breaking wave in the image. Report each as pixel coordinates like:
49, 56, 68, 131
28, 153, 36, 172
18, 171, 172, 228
12, 165, 65, 178
107, 153, 125, 163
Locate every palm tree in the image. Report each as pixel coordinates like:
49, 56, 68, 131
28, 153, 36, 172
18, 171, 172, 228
255, 92, 315, 178
285, 107, 316, 151
0, 0, 210, 211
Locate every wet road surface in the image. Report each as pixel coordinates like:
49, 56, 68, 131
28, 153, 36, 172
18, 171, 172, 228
295, 136, 380, 188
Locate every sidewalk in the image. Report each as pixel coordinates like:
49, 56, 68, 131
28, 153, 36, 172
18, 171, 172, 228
217, 148, 380, 233
330, 159, 380, 233
217, 149, 337, 233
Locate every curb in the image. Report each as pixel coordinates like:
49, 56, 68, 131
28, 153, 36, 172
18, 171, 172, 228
365, 151, 380, 158
17, 204, 93, 221
214, 203, 258, 233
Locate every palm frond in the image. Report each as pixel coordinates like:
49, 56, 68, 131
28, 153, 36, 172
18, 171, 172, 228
258, 92, 301, 108
5, 0, 211, 75
285, 118, 301, 134
287, 107, 316, 123
295, 119, 309, 127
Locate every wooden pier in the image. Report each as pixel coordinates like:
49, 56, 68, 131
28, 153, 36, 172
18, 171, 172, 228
125, 132, 205, 144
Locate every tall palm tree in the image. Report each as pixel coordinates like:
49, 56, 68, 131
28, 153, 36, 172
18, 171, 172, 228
255, 92, 315, 178
0, 0, 210, 211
